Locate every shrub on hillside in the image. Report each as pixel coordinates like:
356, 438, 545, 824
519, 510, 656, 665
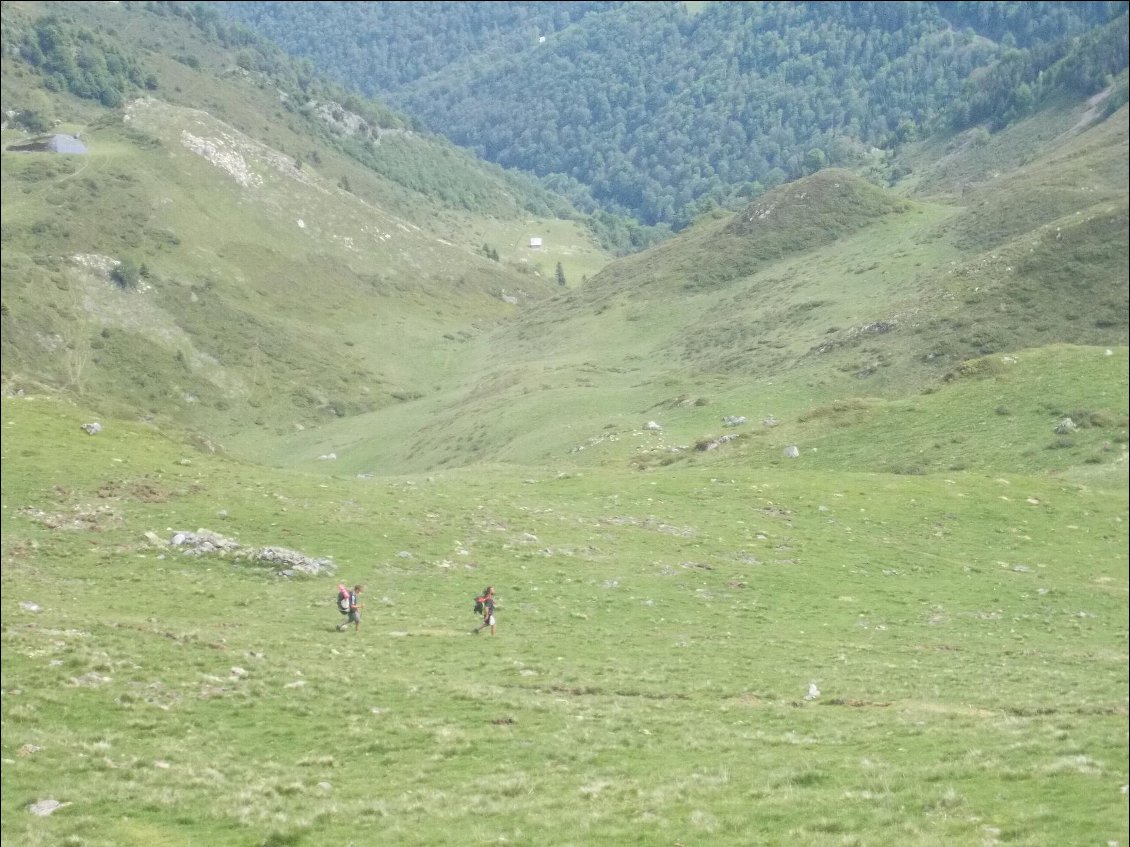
943, 356, 1011, 381
111, 258, 140, 290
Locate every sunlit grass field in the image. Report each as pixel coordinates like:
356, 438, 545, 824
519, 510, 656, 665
3, 386, 1126, 847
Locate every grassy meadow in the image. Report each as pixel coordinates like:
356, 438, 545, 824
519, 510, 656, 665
2, 370, 1126, 846
2, 4, 1127, 845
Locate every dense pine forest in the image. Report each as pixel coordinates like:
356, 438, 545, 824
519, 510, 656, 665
220, 0, 1128, 232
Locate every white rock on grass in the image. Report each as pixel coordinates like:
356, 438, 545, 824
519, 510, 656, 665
28, 799, 70, 817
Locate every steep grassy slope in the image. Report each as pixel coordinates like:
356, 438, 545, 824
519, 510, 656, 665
0, 106, 553, 440
1, 0, 612, 446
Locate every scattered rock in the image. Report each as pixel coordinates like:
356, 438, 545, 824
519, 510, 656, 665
28, 799, 70, 817
696, 433, 739, 452
80, 422, 102, 435
69, 672, 112, 687
783, 445, 800, 458
1055, 418, 1078, 434
804, 682, 820, 701
167, 529, 334, 577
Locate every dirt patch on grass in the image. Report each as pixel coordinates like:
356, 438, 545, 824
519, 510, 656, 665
96, 479, 173, 503
822, 697, 892, 708
19, 504, 119, 531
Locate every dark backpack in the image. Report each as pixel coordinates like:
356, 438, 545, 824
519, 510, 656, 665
473, 595, 486, 614
337, 585, 351, 615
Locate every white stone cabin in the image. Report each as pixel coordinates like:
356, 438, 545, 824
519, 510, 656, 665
528, 236, 543, 249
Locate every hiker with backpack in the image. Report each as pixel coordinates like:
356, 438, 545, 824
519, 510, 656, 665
336, 584, 364, 632
472, 586, 496, 635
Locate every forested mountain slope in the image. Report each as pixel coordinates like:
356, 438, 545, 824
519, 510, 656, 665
221, 0, 1128, 229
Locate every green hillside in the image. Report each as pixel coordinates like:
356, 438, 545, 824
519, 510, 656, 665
1, 0, 613, 445
1, 2, 1127, 846
254, 102, 1125, 476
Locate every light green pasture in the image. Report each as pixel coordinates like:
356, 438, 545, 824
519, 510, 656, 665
2, 395, 1126, 847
